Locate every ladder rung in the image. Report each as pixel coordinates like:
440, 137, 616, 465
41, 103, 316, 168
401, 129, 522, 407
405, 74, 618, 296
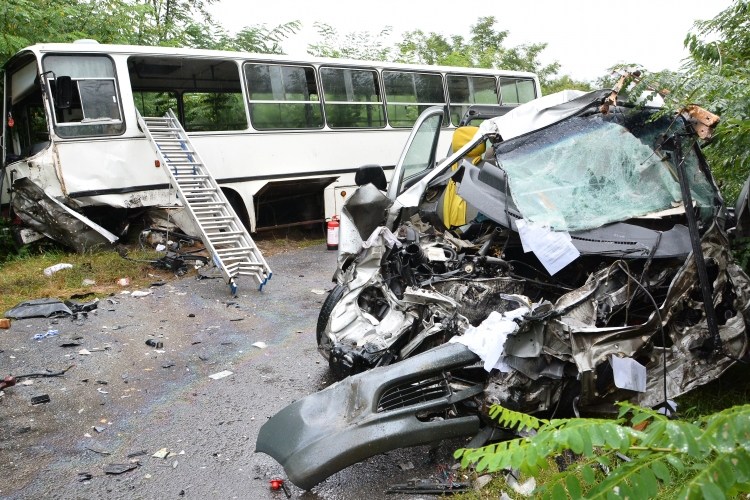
207, 231, 243, 236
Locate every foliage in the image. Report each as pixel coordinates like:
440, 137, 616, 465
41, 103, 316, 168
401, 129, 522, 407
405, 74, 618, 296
306, 17, 562, 90
0, 0, 300, 73
610, 1, 750, 204
456, 403, 750, 499
395, 17, 560, 87
308, 22, 393, 61
542, 75, 593, 95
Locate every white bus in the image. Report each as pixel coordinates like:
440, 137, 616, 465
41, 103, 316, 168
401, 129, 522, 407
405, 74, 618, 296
1, 41, 540, 237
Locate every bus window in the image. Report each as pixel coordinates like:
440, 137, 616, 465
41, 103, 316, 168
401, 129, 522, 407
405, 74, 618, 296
183, 92, 247, 132
244, 64, 323, 130
447, 75, 498, 126
499, 78, 537, 105
320, 68, 385, 128
129, 57, 246, 132
43, 55, 124, 137
133, 91, 178, 118
383, 71, 445, 128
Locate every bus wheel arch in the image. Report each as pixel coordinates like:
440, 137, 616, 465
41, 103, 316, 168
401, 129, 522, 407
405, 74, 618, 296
221, 187, 251, 231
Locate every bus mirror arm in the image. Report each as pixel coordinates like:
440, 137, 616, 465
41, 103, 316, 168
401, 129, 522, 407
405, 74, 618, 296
355, 164, 387, 191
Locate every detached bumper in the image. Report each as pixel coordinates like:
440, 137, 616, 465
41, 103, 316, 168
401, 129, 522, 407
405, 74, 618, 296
256, 343, 481, 490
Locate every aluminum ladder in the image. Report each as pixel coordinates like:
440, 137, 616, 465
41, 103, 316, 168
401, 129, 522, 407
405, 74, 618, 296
136, 108, 272, 294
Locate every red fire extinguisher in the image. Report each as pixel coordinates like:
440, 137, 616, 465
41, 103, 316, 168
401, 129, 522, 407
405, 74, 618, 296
327, 215, 340, 251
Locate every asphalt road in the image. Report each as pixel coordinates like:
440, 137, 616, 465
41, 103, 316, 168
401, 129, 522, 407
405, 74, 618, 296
0, 244, 466, 500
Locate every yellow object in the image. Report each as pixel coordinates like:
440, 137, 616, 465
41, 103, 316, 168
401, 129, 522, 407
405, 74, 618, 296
444, 127, 485, 227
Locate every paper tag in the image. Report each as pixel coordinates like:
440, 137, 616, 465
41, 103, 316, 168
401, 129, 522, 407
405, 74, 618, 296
516, 220, 579, 275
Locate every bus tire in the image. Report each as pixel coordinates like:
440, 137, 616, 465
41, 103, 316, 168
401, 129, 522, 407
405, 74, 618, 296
316, 285, 347, 351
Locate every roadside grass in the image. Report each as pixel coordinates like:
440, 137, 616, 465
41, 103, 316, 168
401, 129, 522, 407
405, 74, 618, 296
454, 360, 750, 499
0, 224, 329, 316
0, 246, 172, 314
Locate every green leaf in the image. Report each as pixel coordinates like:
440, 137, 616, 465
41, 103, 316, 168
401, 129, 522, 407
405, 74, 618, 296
651, 461, 671, 485
665, 454, 685, 474
641, 465, 659, 497
568, 429, 584, 454
630, 471, 648, 498
581, 464, 596, 485
566, 473, 583, 500
700, 481, 726, 500
551, 482, 567, 500
602, 425, 622, 450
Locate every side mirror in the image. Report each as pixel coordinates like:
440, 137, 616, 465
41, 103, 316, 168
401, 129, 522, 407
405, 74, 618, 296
355, 164, 387, 191
55, 76, 73, 109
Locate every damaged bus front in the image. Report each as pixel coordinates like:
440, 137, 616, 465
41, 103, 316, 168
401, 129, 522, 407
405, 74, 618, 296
257, 88, 750, 489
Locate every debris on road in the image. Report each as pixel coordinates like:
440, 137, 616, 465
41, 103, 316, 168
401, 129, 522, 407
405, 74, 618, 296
97, 388, 109, 394
0, 318, 10, 328
269, 479, 291, 498
78, 349, 91, 355
152, 448, 169, 459
103, 463, 137, 475
251, 342, 267, 349
31, 330, 58, 341
43, 263, 73, 276
92, 426, 105, 433
131, 291, 152, 298
5, 298, 73, 319
86, 446, 110, 455
117, 278, 131, 287
30, 394, 51, 405
386, 479, 470, 495
208, 370, 233, 380
145, 339, 163, 349
77, 472, 93, 482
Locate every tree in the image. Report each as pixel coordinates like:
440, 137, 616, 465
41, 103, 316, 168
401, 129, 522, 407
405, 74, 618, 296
622, 1, 750, 203
543, 75, 593, 95
307, 22, 393, 61
395, 17, 561, 89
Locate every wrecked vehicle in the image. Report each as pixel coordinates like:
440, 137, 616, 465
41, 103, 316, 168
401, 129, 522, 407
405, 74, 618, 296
257, 88, 750, 489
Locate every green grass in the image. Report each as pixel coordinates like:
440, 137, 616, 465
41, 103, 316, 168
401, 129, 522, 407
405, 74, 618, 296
0, 246, 173, 314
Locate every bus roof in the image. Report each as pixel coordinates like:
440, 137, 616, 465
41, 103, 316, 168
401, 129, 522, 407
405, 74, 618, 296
5, 42, 539, 79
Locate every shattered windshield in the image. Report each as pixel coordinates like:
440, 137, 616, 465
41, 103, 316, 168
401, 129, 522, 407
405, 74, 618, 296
495, 110, 714, 231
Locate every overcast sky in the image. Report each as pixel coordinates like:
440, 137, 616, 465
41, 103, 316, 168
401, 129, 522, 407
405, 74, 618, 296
209, 0, 731, 81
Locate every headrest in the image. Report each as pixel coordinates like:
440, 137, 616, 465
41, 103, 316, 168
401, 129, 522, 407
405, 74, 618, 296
452, 126, 486, 158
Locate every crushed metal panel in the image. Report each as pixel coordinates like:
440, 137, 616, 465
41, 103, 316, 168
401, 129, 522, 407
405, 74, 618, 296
12, 177, 118, 253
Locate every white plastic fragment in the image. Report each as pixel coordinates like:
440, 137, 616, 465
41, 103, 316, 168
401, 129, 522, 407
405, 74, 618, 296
611, 355, 647, 392
251, 342, 267, 349
97, 388, 109, 394
450, 307, 529, 372
78, 349, 91, 355
44, 263, 73, 276
473, 474, 492, 490
152, 448, 169, 459
131, 290, 152, 298
208, 370, 233, 380
310, 289, 325, 295
507, 472, 536, 496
